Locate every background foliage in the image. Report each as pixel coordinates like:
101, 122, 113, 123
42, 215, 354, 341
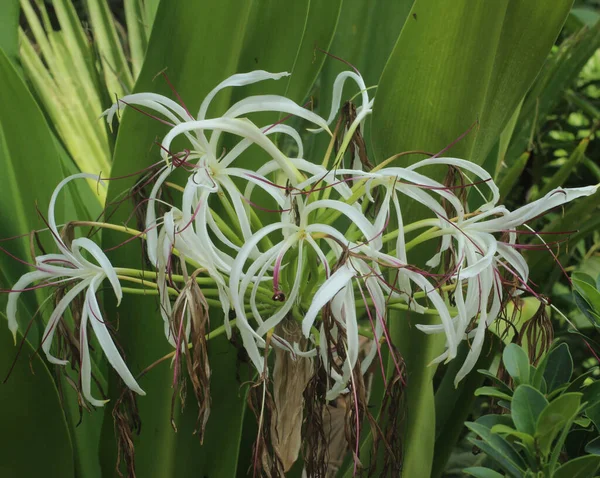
1, 0, 600, 476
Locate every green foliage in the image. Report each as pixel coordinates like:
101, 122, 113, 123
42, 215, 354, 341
469, 342, 600, 476
2, 0, 599, 477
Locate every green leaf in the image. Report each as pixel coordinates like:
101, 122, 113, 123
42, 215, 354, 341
466, 422, 527, 477
553, 455, 600, 478
503, 343, 530, 385
100, 0, 255, 476
473, 0, 575, 170
475, 386, 513, 402
511, 385, 548, 435
543, 343, 574, 393
477, 369, 513, 395
84, 0, 135, 96
506, 21, 600, 171
464, 467, 505, 478
476, 414, 515, 430
124, 0, 150, 77
0, 323, 74, 477
490, 424, 534, 449
432, 335, 500, 478
573, 275, 600, 319
0, 46, 71, 330
587, 401, 600, 433
536, 392, 582, 456
586, 436, 600, 455
0, 0, 19, 64
582, 381, 600, 409
99, 0, 342, 476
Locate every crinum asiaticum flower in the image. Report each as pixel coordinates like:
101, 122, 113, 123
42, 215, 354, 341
418, 183, 599, 384
7, 174, 144, 406
103, 70, 332, 343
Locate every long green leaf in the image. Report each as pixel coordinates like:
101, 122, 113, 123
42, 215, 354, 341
0, 324, 74, 477
0, 0, 19, 64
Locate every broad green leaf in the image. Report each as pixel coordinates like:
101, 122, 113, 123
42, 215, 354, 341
503, 343, 530, 385
373, 0, 507, 165
511, 385, 548, 435
490, 424, 534, 449
432, 335, 499, 478
572, 275, 600, 319
0, 324, 74, 478
506, 20, 600, 169
0, 0, 19, 64
476, 414, 515, 430
477, 369, 513, 395
475, 386, 513, 402
466, 422, 527, 477
464, 468, 504, 478
374, 0, 574, 169
474, 0, 574, 170
582, 381, 600, 409
574, 291, 600, 328
587, 401, 600, 433
97, 2, 269, 477
586, 436, 600, 455
543, 343, 574, 393
102, 0, 342, 474
0, 46, 69, 330
553, 455, 600, 478
536, 392, 582, 456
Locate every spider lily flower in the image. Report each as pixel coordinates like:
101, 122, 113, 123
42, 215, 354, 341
418, 184, 599, 384
228, 194, 379, 376
6, 174, 144, 406
105, 72, 331, 268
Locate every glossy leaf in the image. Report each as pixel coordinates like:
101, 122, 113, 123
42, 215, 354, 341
0, 323, 74, 478
100, 0, 340, 476
0, 46, 69, 329
475, 386, 513, 402
543, 343, 574, 393
464, 468, 504, 478
553, 455, 600, 478
99, 1, 255, 476
536, 392, 582, 456
503, 343, 530, 385
466, 422, 527, 477
511, 385, 548, 435
0, 0, 19, 63
490, 424, 534, 450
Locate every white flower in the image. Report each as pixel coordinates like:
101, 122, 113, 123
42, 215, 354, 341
418, 184, 599, 384
6, 174, 145, 406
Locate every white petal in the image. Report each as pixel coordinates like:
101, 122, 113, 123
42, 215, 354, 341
197, 71, 289, 120
302, 264, 357, 337
86, 277, 145, 395
7, 270, 54, 341
41, 279, 91, 365
79, 303, 108, 407
160, 118, 300, 182
71, 237, 122, 304
311, 71, 369, 133
48, 173, 105, 257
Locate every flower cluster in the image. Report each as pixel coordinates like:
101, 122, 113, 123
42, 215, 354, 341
6, 68, 598, 408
